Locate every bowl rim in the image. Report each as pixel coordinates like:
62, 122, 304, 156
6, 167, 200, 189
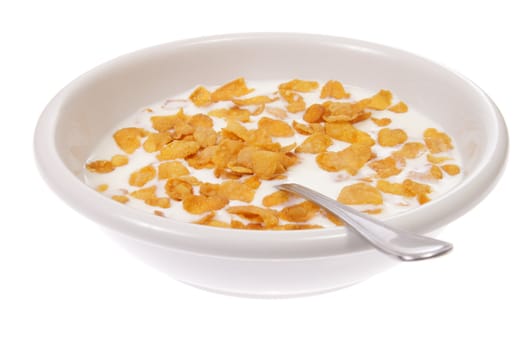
34, 32, 509, 259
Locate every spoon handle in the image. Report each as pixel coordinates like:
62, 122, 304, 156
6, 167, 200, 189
277, 183, 453, 261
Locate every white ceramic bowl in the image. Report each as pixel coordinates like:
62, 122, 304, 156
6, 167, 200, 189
34, 33, 508, 297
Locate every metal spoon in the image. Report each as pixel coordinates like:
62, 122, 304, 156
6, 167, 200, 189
276, 183, 453, 261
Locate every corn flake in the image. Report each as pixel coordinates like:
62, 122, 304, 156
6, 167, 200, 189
227, 205, 279, 227
364, 90, 392, 110
424, 128, 453, 153
143, 132, 173, 153
86, 160, 114, 173
129, 165, 156, 187
368, 157, 402, 178
320, 80, 350, 99
112, 195, 129, 204
158, 161, 190, 180
377, 128, 408, 147
183, 194, 229, 214
157, 141, 200, 160
303, 104, 325, 123
295, 133, 333, 153
371, 117, 392, 126
441, 164, 461, 176
262, 190, 290, 207
189, 86, 212, 107
232, 95, 277, 106
113, 127, 148, 154
278, 79, 319, 92
111, 154, 129, 167
388, 101, 408, 113
337, 183, 383, 205
211, 78, 254, 101
279, 201, 319, 222
257, 117, 294, 137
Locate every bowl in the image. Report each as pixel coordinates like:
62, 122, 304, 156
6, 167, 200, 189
34, 33, 508, 297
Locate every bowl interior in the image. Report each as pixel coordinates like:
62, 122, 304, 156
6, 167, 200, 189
55, 35, 497, 180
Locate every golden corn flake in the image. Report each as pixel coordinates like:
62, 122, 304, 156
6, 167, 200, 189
265, 106, 288, 119
316, 144, 372, 175
295, 133, 333, 153
423, 128, 453, 153
145, 197, 171, 208
371, 117, 392, 126
111, 154, 129, 167
165, 177, 194, 201
427, 154, 451, 164
130, 186, 157, 200
143, 132, 173, 153
430, 165, 443, 179
243, 176, 261, 190
86, 160, 114, 173
227, 205, 279, 227
186, 145, 217, 169
392, 142, 425, 160
322, 210, 344, 226
183, 194, 229, 214
193, 126, 218, 148
111, 195, 129, 204
113, 127, 148, 154
257, 116, 294, 137
262, 190, 290, 207
279, 201, 319, 222
189, 114, 214, 128
337, 183, 383, 205
377, 128, 408, 147
388, 101, 408, 113
217, 180, 256, 202
292, 120, 314, 135
210, 77, 254, 101
232, 95, 277, 106
320, 80, 350, 99
368, 157, 402, 178
96, 184, 109, 192
279, 79, 319, 92
303, 103, 325, 123
251, 150, 284, 179
129, 165, 156, 187
376, 180, 405, 196
325, 122, 375, 146
158, 161, 190, 180
209, 107, 252, 122
441, 164, 461, 176
157, 141, 200, 160
364, 90, 393, 110
279, 89, 306, 113
150, 109, 190, 133
154, 210, 165, 217
189, 86, 212, 107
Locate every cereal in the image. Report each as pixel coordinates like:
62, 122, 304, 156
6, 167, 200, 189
111, 195, 129, 203
86, 160, 114, 173
96, 184, 109, 192
113, 127, 148, 154
210, 77, 254, 101
232, 95, 278, 106
279, 79, 319, 92
143, 132, 173, 153
303, 104, 325, 123
111, 154, 129, 167
279, 201, 319, 222
295, 133, 333, 153
317, 144, 372, 175
257, 117, 294, 137
337, 183, 383, 205
86, 78, 462, 229
377, 128, 408, 147
388, 101, 408, 113
320, 80, 350, 99
129, 165, 156, 187
158, 161, 190, 180
189, 86, 212, 107
424, 128, 453, 153
227, 205, 279, 227
441, 164, 461, 175
371, 117, 392, 126
183, 194, 229, 214
130, 186, 157, 200
157, 141, 200, 160
364, 89, 392, 110
209, 107, 251, 122
368, 157, 402, 178
262, 190, 290, 207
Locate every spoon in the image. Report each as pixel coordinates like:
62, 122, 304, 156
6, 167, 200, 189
276, 183, 453, 261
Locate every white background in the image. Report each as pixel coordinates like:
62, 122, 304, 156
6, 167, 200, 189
1, 1, 523, 349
